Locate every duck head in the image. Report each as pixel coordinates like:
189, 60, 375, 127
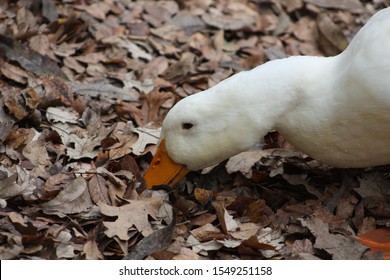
144, 74, 276, 188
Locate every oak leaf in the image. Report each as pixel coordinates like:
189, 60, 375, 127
98, 198, 164, 240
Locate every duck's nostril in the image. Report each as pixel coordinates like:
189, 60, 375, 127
152, 158, 161, 168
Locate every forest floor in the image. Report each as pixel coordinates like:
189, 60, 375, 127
0, 0, 389, 260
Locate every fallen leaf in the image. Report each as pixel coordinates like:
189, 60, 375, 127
201, 3, 259, 31
186, 235, 224, 255
355, 172, 390, 199
88, 174, 110, 205
304, 0, 363, 10
123, 205, 176, 260
0, 232, 23, 259
40, 176, 93, 214
46, 107, 79, 124
317, 13, 349, 56
0, 173, 19, 200
172, 247, 201, 260
225, 150, 266, 178
99, 198, 164, 239
302, 216, 366, 259
83, 239, 104, 260
291, 239, 319, 260
229, 223, 261, 240
212, 200, 239, 234
29, 34, 51, 57
0, 34, 65, 78
190, 213, 218, 227
0, 61, 30, 84
103, 36, 152, 61
85, 2, 111, 20
194, 188, 217, 204
131, 127, 161, 156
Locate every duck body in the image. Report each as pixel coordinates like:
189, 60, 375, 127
145, 7, 390, 188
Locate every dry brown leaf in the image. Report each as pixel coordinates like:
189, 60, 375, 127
302, 216, 366, 259
88, 174, 110, 205
0, 61, 30, 85
41, 0, 58, 22
212, 200, 239, 234
103, 36, 152, 61
229, 223, 261, 240
282, 173, 323, 198
140, 56, 169, 80
355, 172, 390, 199
243, 199, 269, 223
190, 223, 223, 241
140, 90, 175, 124
317, 13, 349, 56
40, 176, 93, 214
95, 166, 130, 201
16, 7, 37, 31
190, 213, 218, 227
283, 0, 304, 12
226, 149, 305, 178
169, 11, 206, 36
239, 235, 276, 255
38, 77, 74, 107
83, 225, 103, 260
293, 16, 317, 42
8, 211, 26, 226
64, 56, 86, 74
85, 2, 111, 20
107, 122, 160, 159
130, 127, 161, 156
225, 150, 266, 178
357, 217, 376, 236
0, 232, 23, 259
304, 0, 363, 10
3, 128, 31, 150
50, 121, 105, 160
0, 165, 36, 201
83, 239, 104, 260
143, 1, 178, 27
46, 107, 79, 124
99, 198, 164, 239
29, 34, 51, 57
202, 3, 259, 31
22, 137, 52, 178
0, 100, 15, 142
186, 235, 224, 254
55, 230, 76, 259
0, 35, 65, 78
194, 188, 216, 204
188, 32, 220, 61
291, 239, 320, 259
124, 205, 176, 260
172, 247, 201, 260
336, 195, 357, 219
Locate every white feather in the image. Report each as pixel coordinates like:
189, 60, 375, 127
162, 8, 390, 170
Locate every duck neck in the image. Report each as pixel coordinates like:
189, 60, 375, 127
216, 55, 339, 148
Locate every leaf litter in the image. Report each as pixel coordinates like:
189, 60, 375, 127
0, 0, 389, 260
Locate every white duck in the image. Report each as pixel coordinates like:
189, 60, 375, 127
144, 7, 390, 188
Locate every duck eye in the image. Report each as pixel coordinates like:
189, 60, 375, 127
182, 123, 194, 130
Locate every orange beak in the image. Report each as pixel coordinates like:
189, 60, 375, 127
144, 139, 190, 189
